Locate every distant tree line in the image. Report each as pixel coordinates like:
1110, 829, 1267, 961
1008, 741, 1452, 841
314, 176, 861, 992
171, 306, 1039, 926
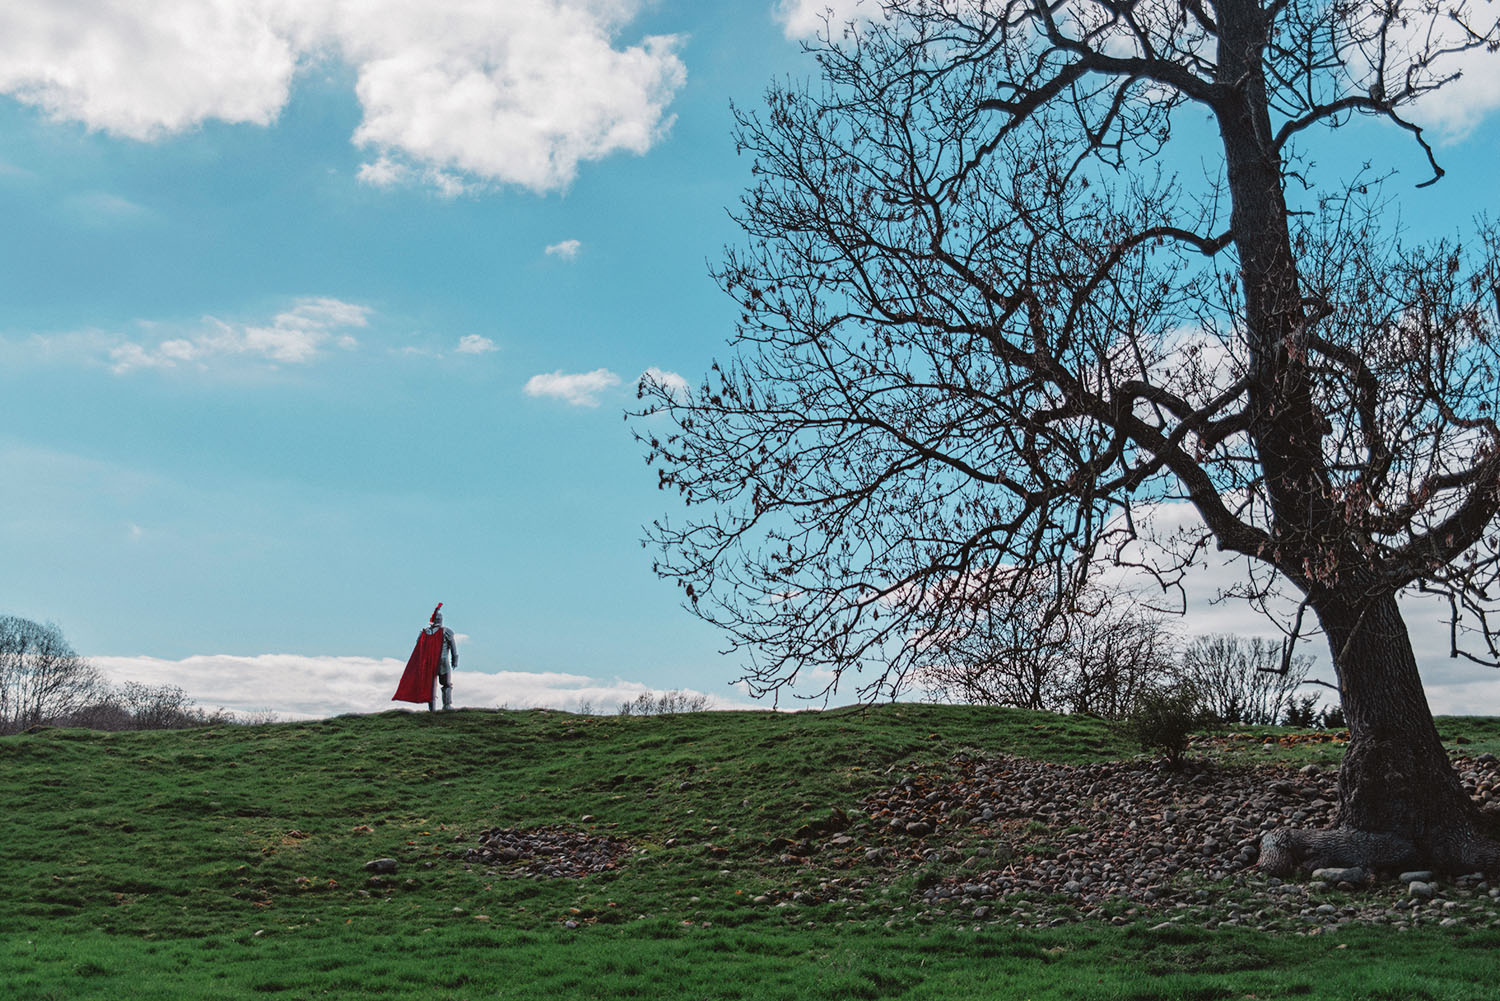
0, 615, 276, 735
574, 689, 712, 717
922, 588, 1341, 728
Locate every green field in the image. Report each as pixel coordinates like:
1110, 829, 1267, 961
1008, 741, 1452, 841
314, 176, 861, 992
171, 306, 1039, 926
5, 705, 1500, 999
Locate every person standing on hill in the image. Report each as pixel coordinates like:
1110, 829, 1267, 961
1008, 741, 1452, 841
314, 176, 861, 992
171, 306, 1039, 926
392, 603, 459, 711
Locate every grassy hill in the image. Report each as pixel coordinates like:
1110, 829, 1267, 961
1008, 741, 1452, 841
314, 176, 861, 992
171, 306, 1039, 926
4, 705, 1500, 999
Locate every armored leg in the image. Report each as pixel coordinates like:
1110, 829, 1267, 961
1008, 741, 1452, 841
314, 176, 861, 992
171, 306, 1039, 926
439, 667, 453, 710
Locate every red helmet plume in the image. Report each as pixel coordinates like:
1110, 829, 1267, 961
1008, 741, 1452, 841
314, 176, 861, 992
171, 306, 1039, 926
430, 602, 443, 623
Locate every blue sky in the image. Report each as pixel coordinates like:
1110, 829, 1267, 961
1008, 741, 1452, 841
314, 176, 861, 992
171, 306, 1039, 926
2, 0, 1500, 718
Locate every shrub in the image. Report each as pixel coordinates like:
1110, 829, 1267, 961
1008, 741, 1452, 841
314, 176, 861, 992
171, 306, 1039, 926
1122, 685, 1211, 769
55, 682, 277, 731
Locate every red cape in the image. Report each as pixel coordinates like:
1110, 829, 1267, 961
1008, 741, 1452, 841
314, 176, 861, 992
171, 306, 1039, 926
392, 628, 443, 703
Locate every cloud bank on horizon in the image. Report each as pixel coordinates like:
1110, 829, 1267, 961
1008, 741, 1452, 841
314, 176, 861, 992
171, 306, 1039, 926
87, 638, 1500, 719
0, 0, 687, 195
91, 652, 739, 721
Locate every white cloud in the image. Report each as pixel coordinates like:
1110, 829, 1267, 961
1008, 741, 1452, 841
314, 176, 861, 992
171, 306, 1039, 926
545, 239, 582, 259
90, 652, 737, 719
108, 296, 371, 373
1408, 43, 1500, 141
1426, 678, 1500, 716
0, 1, 687, 195
61, 190, 152, 226
640, 366, 689, 399
773, 0, 871, 38
356, 154, 407, 189
524, 367, 621, 406
0, 0, 299, 141
0, 157, 37, 180
456, 334, 498, 355
422, 168, 469, 199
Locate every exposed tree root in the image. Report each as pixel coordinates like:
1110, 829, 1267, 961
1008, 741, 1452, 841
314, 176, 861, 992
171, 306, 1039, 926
1259, 826, 1500, 877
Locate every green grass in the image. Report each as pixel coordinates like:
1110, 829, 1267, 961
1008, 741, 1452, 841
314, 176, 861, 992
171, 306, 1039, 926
3, 705, 1498, 999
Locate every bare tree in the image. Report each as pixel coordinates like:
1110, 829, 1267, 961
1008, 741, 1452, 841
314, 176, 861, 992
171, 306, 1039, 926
1180, 633, 1309, 725
639, 0, 1500, 873
1065, 601, 1178, 719
921, 585, 1075, 711
116, 682, 206, 730
925, 580, 1176, 718
617, 689, 712, 716
0, 616, 104, 733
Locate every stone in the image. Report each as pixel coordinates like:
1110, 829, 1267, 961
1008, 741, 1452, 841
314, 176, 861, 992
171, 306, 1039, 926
1408, 881, 1437, 900
1311, 867, 1367, 885
1398, 871, 1436, 884
364, 858, 398, 874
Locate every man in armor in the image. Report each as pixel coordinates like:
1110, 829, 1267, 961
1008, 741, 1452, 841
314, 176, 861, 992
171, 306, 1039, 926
392, 603, 459, 711
427, 604, 458, 711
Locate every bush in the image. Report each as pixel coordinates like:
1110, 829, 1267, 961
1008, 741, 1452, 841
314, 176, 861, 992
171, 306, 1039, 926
1282, 695, 1344, 729
1283, 695, 1320, 728
54, 682, 277, 731
1122, 685, 1211, 769
1319, 704, 1347, 729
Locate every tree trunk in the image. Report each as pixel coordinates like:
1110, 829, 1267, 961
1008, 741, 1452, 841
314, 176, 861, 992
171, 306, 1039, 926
1259, 591, 1500, 875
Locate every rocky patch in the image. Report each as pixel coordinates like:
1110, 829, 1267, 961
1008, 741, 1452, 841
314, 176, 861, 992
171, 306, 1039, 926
464, 825, 633, 879
770, 750, 1500, 931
